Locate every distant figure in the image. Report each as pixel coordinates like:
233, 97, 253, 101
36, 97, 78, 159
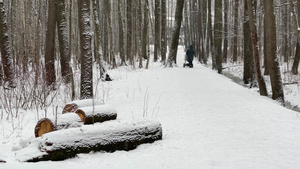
184, 45, 194, 68
105, 74, 112, 81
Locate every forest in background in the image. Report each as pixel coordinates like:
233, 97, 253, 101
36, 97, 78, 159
0, 0, 300, 120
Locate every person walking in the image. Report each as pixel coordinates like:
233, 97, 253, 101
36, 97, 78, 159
185, 45, 194, 68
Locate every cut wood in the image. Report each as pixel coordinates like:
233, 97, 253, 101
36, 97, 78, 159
34, 118, 55, 137
18, 120, 163, 162
62, 99, 103, 114
34, 113, 83, 137
75, 105, 117, 124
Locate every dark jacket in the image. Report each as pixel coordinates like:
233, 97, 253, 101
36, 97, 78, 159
186, 45, 194, 62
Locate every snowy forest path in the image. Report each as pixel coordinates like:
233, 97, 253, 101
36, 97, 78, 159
105, 49, 300, 168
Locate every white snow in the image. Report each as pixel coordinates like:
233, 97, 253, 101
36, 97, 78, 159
78, 104, 117, 117
66, 99, 103, 108
1, 46, 300, 168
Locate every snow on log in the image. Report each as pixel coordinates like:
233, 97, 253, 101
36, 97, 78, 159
75, 105, 117, 124
35, 113, 83, 137
19, 120, 162, 162
62, 99, 103, 113
55, 113, 83, 130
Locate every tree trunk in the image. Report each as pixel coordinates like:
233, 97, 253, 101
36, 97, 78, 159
142, 0, 149, 60
118, 0, 126, 66
247, 0, 268, 96
78, 0, 93, 100
44, 0, 56, 87
214, 0, 222, 73
291, 0, 300, 74
243, 0, 253, 85
264, 0, 284, 104
56, 0, 72, 84
154, 0, 161, 62
92, 0, 107, 79
208, 0, 216, 69
233, 0, 239, 63
161, 0, 167, 64
127, 0, 133, 66
223, 0, 228, 63
0, 1, 15, 88
292, 41, 300, 74
166, 0, 185, 67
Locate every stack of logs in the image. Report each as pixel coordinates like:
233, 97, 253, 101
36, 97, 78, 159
35, 99, 117, 137
29, 99, 162, 162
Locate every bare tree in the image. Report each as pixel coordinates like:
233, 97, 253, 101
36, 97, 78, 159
214, 0, 222, 73
243, 0, 254, 85
0, 0, 14, 88
161, 0, 167, 64
78, 0, 93, 99
154, 0, 161, 62
264, 0, 284, 103
233, 0, 239, 63
247, 0, 268, 96
166, 0, 185, 67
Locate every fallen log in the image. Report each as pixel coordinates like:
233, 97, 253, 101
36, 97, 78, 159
62, 99, 103, 114
16, 120, 162, 162
34, 113, 83, 137
75, 105, 117, 124
34, 118, 55, 137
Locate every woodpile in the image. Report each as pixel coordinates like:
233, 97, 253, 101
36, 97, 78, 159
27, 120, 162, 162
35, 100, 117, 137
24, 99, 162, 162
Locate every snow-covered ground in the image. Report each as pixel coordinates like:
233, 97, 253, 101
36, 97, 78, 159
1, 46, 300, 168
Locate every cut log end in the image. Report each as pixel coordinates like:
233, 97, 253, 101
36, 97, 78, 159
75, 107, 117, 124
34, 118, 55, 138
62, 103, 78, 114
74, 109, 86, 122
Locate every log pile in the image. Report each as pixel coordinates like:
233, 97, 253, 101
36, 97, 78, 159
35, 100, 117, 137
24, 99, 163, 162
19, 120, 162, 162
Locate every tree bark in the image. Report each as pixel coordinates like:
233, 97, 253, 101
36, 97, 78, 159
214, 0, 222, 73
247, 0, 268, 96
142, 0, 149, 61
243, 0, 253, 85
92, 0, 107, 79
161, 0, 167, 64
78, 0, 93, 99
44, 0, 56, 87
222, 0, 228, 63
233, 0, 239, 63
56, 0, 72, 84
127, 0, 133, 66
0, 1, 14, 88
118, 0, 126, 66
291, 0, 300, 74
166, 0, 185, 67
154, 0, 161, 62
264, 0, 284, 104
